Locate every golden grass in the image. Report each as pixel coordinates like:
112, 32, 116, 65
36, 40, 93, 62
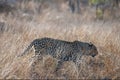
0, 1, 120, 79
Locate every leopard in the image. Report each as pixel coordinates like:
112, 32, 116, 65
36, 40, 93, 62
18, 37, 98, 70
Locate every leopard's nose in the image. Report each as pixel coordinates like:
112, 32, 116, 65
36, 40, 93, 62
92, 54, 96, 57
92, 55, 95, 57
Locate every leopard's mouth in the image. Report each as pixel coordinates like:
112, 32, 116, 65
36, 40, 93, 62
91, 53, 97, 57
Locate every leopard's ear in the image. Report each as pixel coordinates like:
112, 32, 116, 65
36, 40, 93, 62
89, 42, 92, 45
89, 42, 93, 47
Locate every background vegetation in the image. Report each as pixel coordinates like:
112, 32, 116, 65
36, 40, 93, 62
0, 0, 120, 79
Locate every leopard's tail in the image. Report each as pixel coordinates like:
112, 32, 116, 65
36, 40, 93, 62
17, 40, 35, 57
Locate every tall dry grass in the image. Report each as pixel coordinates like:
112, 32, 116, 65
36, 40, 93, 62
0, 0, 120, 79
